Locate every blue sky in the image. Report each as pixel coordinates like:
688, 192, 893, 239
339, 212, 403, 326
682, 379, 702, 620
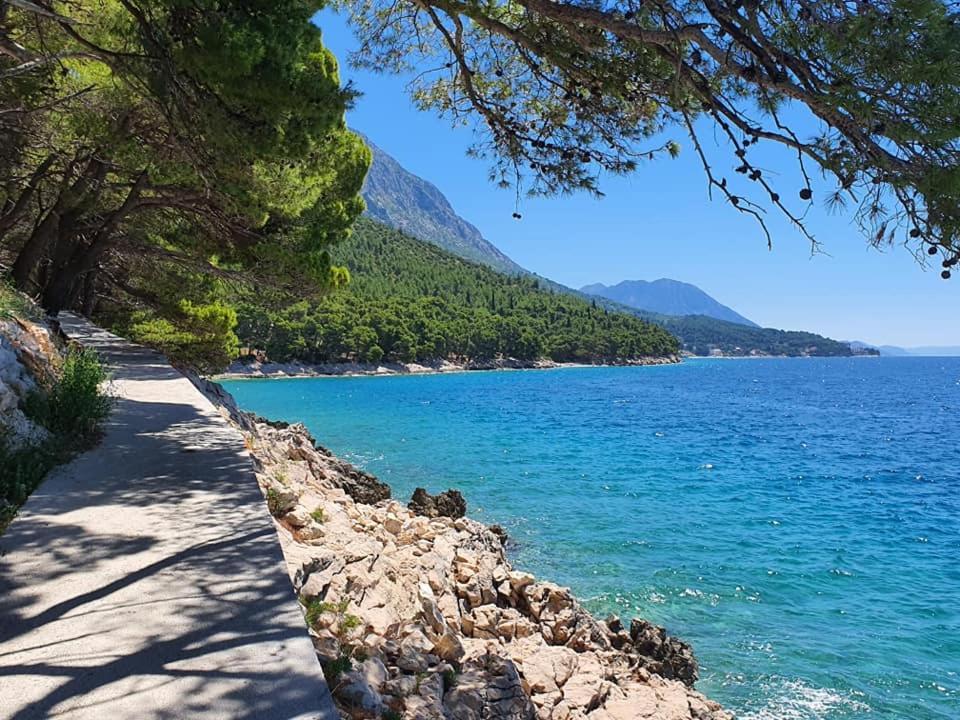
316, 11, 957, 348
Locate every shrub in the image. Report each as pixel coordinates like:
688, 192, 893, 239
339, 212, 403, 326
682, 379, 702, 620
0, 439, 59, 531
266, 487, 285, 517
0, 281, 40, 321
25, 348, 111, 438
442, 668, 459, 692
1, 348, 110, 533
321, 655, 352, 685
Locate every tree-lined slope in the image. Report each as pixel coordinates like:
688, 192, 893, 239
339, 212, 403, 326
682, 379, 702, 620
235, 219, 678, 364
638, 312, 859, 357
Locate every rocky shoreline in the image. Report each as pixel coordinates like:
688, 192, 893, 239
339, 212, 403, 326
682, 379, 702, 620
217, 355, 681, 379
194, 375, 729, 720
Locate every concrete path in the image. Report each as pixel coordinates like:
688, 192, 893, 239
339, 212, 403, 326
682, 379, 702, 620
0, 315, 337, 719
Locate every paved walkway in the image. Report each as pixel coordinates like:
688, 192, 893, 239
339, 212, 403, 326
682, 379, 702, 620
0, 315, 337, 719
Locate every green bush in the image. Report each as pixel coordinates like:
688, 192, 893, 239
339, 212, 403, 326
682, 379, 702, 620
25, 348, 111, 438
1, 348, 110, 533
0, 280, 41, 321
0, 440, 59, 530
321, 655, 352, 685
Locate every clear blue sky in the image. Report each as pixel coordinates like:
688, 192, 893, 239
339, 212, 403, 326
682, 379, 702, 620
316, 11, 957, 348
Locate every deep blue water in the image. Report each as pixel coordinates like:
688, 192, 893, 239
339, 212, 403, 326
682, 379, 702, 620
223, 358, 960, 719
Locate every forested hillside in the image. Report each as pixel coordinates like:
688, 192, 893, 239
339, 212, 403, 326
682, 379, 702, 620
641, 313, 861, 357
235, 219, 678, 364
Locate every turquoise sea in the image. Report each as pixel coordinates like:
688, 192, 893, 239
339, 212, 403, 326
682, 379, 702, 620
223, 357, 960, 719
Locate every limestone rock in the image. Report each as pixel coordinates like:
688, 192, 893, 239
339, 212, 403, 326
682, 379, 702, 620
445, 655, 536, 720
264, 481, 297, 516
629, 618, 699, 686
284, 505, 313, 527
359, 657, 388, 690
296, 520, 325, 541
334, 670, 384, 718
0, 318, 57, 449
409, 487, 467, 519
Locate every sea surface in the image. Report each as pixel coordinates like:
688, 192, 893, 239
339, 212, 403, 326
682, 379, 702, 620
223, 357, 960, 719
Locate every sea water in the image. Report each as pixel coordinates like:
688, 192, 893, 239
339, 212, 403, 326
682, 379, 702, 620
223, 357, 960, 719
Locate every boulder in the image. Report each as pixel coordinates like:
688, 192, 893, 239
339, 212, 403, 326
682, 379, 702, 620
432, 628, 466, 662
311, 629, 340, 663
359, 657, 388, 690
409, 487, 467, 519
559, 653, 605, 709
264, 481, 297, 516
296, 520, 325, 541
520, 646, 577, 695
444, 656, 537, 720
326, 454, 391, 504
284, 505, 313, 527
383, 512, 403, 535
628, 618, 699, 686
333, 670, 384, 719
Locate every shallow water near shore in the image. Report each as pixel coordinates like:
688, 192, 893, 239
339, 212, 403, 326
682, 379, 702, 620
223, 357, 960, 720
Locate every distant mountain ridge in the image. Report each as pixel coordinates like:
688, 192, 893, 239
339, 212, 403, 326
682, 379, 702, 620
581, 279, 758, 327
361, 140, 525, 275
849, 341, 960, 357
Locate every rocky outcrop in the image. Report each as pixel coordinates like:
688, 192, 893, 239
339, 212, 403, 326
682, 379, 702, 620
0, 317, 60, 449
409, 487, 467, 519
197, 384, 731, 720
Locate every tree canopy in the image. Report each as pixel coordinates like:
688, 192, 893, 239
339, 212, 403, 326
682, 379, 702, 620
0, 0, 370, 315
235, 218, 680, 363
342, 0, 960, 275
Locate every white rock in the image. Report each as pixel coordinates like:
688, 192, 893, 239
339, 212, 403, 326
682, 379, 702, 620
333, 670, 383, 718
297, 520, 325, 540
284, 505, 313, 527
359, 656, 388, 690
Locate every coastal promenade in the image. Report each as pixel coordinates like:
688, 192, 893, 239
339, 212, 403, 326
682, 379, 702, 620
0, 314, 337, 719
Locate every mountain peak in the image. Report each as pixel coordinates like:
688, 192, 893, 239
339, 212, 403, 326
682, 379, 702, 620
581, 279, 757, 327
361, 139, 525, 275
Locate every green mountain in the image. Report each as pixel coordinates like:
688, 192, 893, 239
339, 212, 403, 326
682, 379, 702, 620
235, 219, 679, 364
361, 140, 526, 275
581, 279, 758, 327
355, 139, 864, 359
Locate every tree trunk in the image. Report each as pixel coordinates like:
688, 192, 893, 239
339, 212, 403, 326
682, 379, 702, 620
11, 209, 60, 290
41, 171, 146, 313
80, 270, 99, 316
10, 155, 104, 292
41, 241, 104, 314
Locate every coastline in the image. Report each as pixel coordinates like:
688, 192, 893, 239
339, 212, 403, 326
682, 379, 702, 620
216, 354, 682, 379
193, 373, 730, 720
